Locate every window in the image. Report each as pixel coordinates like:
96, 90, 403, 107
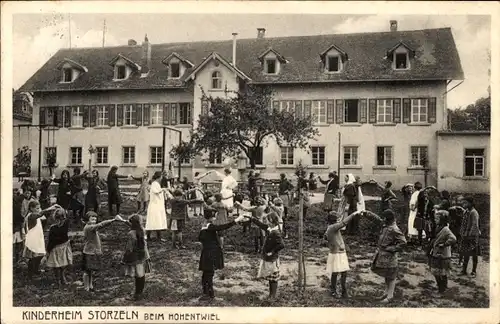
115, 65, 126, 80
376, 146, 393, 166
124, 104, 135, 126
95, 147, 108, 165
327, 55, 340, 72
280, 147, 294, 165
209, 150, 223, 165
179, 103, 192, 125
464, 149, 485, 177
169, 63, 180, 78
211, 71, 222, 89
279, 101, 295, 114
344, 99, 359, 123
71, 106, 83, 127
44, 147, 57, 165
377, 99, 393, 123
253, 147, 264, 166
343, 146, 358, 166
312, 100, 327, 124
150, 104, 163, 125
179, 157, 191, 165
411, 99, 428, 123
122, 146, 136, 164
96, 105, 108, 126
410, 146, 428, 167
265, 59, 277, 74
70, 147, 82, 165
311, 146, 325, 166
62, 68, 73, 82
395, 53, 408, 70
150, 147, 163, 165
46, 108, 59, 126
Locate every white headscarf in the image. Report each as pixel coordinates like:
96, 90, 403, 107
346, 173, 356, 185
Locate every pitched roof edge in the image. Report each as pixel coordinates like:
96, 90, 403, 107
109, 54, 142, 71
185, 52, 251, 81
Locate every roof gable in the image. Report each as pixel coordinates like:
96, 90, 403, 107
320, 44, 348, 61
162, 52, 194, 67
185, 52, 251, 81
109, 54, 141, 71
387, 41, 416, 57
56, 58, 89, 72
19, 28, 464, 92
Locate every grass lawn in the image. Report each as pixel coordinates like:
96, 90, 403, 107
12, 182, 490, 307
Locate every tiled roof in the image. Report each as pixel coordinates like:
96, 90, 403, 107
19, 28, 464, 92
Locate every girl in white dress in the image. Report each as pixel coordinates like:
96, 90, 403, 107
145, 171, 168, 242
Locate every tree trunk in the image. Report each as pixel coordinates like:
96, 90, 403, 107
298, 184, 305, 292
248, 148, 256, 170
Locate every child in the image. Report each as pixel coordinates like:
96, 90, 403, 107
193, 171, 212, 217
324, 210, 363, 298
169, 189, 203, 249
82, 212, 121, 292
211, 193, 233, 250
21, 189, 35, 220
23, 201, 59, 281
235, 197, 268, 253
38, 179, 52, 210
121, 214, 152, 301
246, 212, 285, 300
13, 191, 26, 264
364, 209, 407, 303
198, 211, 246, 301
85, 170, 107, 215
45, 208, 72, 288
269, 198, 285, 233
132, 171, 150, 213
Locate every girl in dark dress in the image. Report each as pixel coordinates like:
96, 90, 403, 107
107, 166, 129, 216
459, 196, 481, 278
371, 180, 397, 213
38, 178, 52, 210
308, 172, 317, 194
45, 208, 73, 288
70, 168, 89, 223
198, 212, 246, 301
52, 170, 72, 212
85, 170, 107, 214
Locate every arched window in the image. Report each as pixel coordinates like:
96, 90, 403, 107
211, 71, 222, 89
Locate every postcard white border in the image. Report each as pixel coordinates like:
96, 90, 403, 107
1, 1, 499, 324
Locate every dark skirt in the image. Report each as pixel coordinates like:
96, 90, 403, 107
108, 190, 122, 205
413, 217, 425, 231
82, 253, 102, 271
459, 237, 481, 256
199, 247, 224, 271
371, 253, 398, 280
429, 256, 452, 276
57, 193, 71, 210
323, 193, 336, 211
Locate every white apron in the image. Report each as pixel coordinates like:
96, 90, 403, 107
221, 175, 237, 209
25, 218, 46, 254
145, 181, 168, 231
407, 190, 425, 238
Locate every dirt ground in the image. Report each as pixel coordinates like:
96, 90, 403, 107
12, 183, 490, 308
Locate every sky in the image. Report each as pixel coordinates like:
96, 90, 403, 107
12, 13, 491, 109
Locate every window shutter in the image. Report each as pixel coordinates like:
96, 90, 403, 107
163, 103, 170, 125
201, 100, 209, 116
171, 103, 178, 125
368, 99, 377, 123
116, 104, 124, 126
295, 101, 303, 118
335, 99, 344, 124
108, 104, 115, 127
189, 102, 194, 124
402, 98, 411, 123
64, 106, 71, 127
143, 104, 150, 126
135, 104, 142, 126
57, 107, 64, 128
272, 100, 279, 112
428, 97, 437, 123
40, 107, 47, 126
90, 105, 97, 127
304, 100, 312, 119
82, 106, 89, 127
359, 99, 367, 123
393, 98, 401, 123
326, 100, 335, 124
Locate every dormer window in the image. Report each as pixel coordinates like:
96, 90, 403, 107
265, 59, 277, 74
326, 55, 340, 72
395, 53, 408, 70
169, 62, 180, 78
387, 42, 414, 71
320, 45, 348, 74
115, 65, 127, 80
62, 68, 73, 83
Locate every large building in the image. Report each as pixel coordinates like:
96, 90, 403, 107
19, 21, 466, 187
13, 90, 33, 154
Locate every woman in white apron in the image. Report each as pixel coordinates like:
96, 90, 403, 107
407, 186, 425, 242
145, 171, 168, 242
214, 168, 237, 209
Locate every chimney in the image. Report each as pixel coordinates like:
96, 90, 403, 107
232, 32, 238, 65
390, 20, 397, 32
141, 34, 151, 74
257, 28, 266, 39
128, 39, 137, 46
